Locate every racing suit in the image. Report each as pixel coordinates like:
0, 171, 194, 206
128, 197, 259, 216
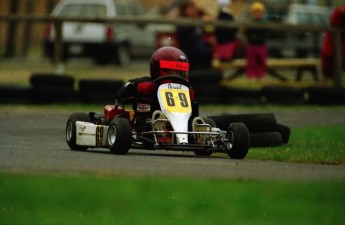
118, 76, 199, 133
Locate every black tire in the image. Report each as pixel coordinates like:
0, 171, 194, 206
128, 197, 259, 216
250, 132, 283, 147
220, 87, 263, 104
30, 73, 76, 103
78, 79, 124, 103
188, 70, 223, 84
262, 86, 305, 105
30, 73, 74, 89
192, 84, 222, 104
307, 87, 345, 105
275, 123, 291, 143
226, 122, 250, 159
188, 69, 222, 103
194, 117, 216, 156
107, 117, 132, 155
66, 113, 91, 151
208, 113, 277, 133
0, 86, 32, 103
31, 87, 78, 104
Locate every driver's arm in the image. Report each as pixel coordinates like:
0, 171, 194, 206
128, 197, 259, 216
118, 77, 157, 103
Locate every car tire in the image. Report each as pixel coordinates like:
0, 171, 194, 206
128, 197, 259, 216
0, 86, 32, 103
307, 87, 345, 105
262, 86, 305, 105
208, 113, 277, 133
220, 87, 263, 104
78, 79, 124, 103
107, 117, 132, 155
188, 70, 223, 84
275, 123, 291, 143
30, 73, 76, 103
250, 132, 283, 147
66, 113, 91, 151
226, 122, 250, 159
30, 73, 74, 89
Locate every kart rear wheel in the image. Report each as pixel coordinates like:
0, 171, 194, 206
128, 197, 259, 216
107, 117, 132, 155
225, 122, 250, 159
66, 113, 90, 151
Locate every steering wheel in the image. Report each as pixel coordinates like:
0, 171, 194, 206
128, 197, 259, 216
153, 75, 190, 88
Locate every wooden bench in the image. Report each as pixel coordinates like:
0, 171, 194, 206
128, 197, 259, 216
213, 58, 321, 82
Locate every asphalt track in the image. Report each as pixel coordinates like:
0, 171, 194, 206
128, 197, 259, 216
0, 107, 345, 181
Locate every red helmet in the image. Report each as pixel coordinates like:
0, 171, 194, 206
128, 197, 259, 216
150, 46, 189, 80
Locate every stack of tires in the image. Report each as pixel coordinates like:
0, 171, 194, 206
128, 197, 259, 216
262, 85, 306, 105
188, 70, 223, 104
306, 86, 345, 105
220, 87, 263, 104
78, 79, 124, 104
208, 113, 290, 147
30, 73, 77, 103
0, 85, 32, 104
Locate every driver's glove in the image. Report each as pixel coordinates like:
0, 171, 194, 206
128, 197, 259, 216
137, 82, 158, 96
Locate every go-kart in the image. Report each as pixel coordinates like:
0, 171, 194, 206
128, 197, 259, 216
66, 76, 250, 159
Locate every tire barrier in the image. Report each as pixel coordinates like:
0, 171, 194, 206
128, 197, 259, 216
250, 132, 283, 147
78, 79, 124, 104
208, 113, 277, 133
262, 86, 306, 105
0, 86, 32, 104
220, 87, 262, 104
208, 113, 290, 148
4, 73, 345, 105
30, 73, 77, 103
306, 87, 345, 105
189, 70, 223, 104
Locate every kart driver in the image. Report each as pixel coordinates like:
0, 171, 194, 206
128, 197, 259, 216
118, 46, 199, 132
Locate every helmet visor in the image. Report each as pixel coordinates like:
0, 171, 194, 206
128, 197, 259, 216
160, 60, 189, 79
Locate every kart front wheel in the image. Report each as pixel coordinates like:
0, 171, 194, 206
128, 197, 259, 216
107, 117, 132, 155
66, 113, 90, 151
225, 122, 250, 159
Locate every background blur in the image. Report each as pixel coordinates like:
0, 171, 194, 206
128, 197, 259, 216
1, 0, 344, 59
0, 0, 344, 106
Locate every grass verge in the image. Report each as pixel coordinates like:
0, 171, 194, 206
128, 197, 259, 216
1, 173, 344, 225
247, 125, 345, 165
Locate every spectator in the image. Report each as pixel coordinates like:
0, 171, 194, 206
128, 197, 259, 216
245, 2, 268, 81
212, 0, 238, 67
321, 5, 345, 83
176, 0, 213, 70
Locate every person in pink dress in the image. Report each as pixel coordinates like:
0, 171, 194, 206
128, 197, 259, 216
321, 5, 345, 82
245, 2, 268, 81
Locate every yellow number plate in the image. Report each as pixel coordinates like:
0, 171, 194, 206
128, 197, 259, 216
159, 89, 191, 113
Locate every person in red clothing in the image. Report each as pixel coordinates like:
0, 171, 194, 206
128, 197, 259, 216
212, 0, 238, 67
118, 46, 198, 132
321, 5, 345, 82
245, 2, 268, 81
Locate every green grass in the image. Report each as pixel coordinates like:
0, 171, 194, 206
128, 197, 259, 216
1, 173, 344, 225
247, 125, 345, 165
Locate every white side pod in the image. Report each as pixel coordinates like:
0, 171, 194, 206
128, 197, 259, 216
76, 121, 109, 147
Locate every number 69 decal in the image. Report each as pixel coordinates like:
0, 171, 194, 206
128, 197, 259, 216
159, 89, 191, 113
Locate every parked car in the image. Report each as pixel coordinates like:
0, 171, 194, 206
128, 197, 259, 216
43, 0, 156, 65
265, 3, 331, 58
